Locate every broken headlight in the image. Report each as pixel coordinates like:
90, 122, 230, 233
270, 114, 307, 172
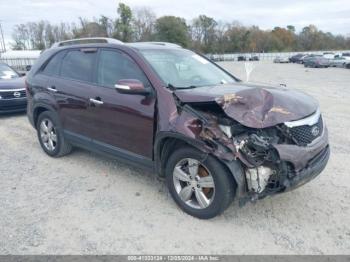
219, 125, 232, 138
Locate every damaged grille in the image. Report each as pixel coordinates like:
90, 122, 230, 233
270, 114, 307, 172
288, 116, 323, 146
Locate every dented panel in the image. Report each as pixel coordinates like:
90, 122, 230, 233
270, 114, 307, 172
153, 67, 328, 203
154, 82, 328, 203
175, 83, 318, 128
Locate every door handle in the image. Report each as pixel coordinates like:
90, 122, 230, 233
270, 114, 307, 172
47, 86, 57, 92
89, 98, 104, 105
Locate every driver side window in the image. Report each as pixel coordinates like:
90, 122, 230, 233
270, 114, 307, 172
97, 49, 150, 88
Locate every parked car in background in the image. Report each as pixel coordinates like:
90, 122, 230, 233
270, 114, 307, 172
329, 56, 349, 68
273, 56, 289, 63
298, 54, 310, 64
211, 55, 225, 62
304, 56, 330, 68
0, 63, 27, 113
26, 38, 330, 219
289, 54, 304, 63
323, 52, 335, 59
301, 54, 319, 64
237, 55, 247, 61
341, 53, 350, 61
249, 55, 259, 61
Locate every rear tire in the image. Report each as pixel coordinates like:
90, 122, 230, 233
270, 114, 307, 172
36, 111, 72, 157
165, 146, 236, 219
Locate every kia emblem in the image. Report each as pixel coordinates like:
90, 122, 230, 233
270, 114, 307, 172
311, 126, 320, 136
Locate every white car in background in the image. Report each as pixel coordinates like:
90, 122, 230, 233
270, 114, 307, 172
273, 56, 289, 63
323, 52, 337, 59
342, 53, 350, 61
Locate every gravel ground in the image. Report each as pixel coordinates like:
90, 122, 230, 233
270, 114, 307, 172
0, 61, 349, 255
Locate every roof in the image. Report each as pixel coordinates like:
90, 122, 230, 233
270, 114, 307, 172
51, 37, 123, 48
50, 37, 182, 50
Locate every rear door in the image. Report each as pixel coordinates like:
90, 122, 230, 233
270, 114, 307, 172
53, 48, 98, 139
87, 48, 156, 159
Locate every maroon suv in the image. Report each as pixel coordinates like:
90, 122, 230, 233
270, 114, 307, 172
26, 39, 330, 219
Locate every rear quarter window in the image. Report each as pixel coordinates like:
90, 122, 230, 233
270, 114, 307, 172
41, 51, 66, 76
60, 50, 96, 82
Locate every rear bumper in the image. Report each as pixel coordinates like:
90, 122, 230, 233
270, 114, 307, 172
0, 98, 27, 114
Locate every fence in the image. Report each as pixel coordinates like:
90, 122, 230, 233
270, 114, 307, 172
210, 50, 350, 61
0, 58, 37, 71
1, 50, 350, 71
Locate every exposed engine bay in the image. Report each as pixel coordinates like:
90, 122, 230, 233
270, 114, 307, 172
174, 98, 329, 203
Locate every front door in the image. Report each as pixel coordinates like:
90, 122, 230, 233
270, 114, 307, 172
86, 48, 156, 159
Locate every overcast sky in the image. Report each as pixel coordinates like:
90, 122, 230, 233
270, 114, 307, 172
1, 0, 349, 46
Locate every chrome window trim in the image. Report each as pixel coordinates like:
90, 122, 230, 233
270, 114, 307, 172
284, 107, 321, 128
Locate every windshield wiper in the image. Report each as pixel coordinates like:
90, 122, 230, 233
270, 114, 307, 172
167, 83, 176, 90
167, 83, 197, 90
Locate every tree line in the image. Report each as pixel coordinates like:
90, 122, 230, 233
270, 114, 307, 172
11, 2, 350, 53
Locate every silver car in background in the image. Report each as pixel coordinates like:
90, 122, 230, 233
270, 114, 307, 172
273, 56, 289, 63
329, 56, 350, 68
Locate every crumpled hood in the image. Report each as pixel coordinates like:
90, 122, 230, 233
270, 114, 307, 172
0, 77, 26, 90
174, 83, 318, 128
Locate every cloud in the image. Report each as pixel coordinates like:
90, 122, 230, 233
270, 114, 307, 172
1, 0, 349, 47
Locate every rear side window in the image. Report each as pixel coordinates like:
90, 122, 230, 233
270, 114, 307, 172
60, 50, 96, 82
97, 49, 150, 88
42, 51, 66, 76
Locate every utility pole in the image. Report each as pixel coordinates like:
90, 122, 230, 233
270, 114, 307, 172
0, 21, 6, 53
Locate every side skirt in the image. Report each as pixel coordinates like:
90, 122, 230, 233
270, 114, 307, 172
64, 130, 155, 172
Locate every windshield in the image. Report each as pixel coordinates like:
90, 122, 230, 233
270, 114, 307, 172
0, 64, 19, 80
140, 49, 236, 88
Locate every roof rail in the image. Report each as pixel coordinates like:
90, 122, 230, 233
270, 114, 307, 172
128, 42, 182, 48
51, 37, 123, 48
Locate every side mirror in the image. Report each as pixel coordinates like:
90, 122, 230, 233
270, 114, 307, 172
115, 79, 150, 95
26, 65, 32, 71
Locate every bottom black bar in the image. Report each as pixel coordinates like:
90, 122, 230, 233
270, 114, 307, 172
0, 255, 349, 262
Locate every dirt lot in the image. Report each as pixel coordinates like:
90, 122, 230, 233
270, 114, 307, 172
0, 62, 349, 255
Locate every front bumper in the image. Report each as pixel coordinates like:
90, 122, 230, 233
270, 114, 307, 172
274, 125, 329, 171
283, 145, 330, 192
0, 98, 27, 114
237, 121, 329, 204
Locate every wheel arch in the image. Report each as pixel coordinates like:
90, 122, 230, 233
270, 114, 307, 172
155, 132, 246, 200
154, 132, 245, 196
154, 132, 209, 177
33, 103, 57, 128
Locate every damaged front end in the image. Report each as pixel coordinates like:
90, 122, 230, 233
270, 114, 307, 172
168, 86, 330, 205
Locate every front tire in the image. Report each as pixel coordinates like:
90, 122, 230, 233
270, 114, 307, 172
36, 111, 72, 157
165, 147, 236, 219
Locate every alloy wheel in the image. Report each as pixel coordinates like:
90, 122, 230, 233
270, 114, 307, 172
173, 158, 215, 209
39, 118, 57, 152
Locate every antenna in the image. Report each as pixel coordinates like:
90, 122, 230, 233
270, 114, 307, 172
0, 21, 6, 53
